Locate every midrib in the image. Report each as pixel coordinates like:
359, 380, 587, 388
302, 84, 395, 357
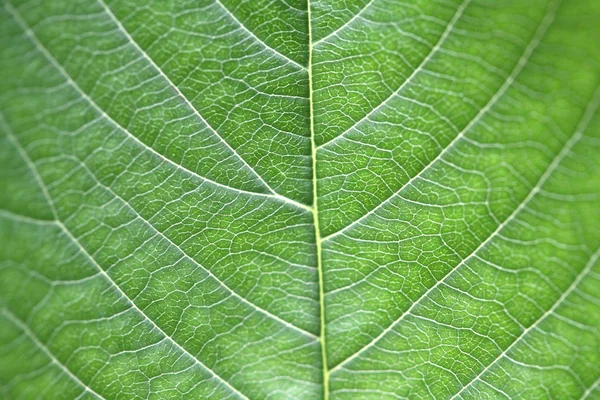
307, 1, 330, 399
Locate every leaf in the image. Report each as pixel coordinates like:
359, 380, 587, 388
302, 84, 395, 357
1, 0, 599, 399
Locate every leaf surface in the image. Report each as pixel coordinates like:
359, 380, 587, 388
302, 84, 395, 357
1, 0, 600, 399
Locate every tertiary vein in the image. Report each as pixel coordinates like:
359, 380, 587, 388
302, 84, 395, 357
2, 113, 250, 400
329, 81, 599, 375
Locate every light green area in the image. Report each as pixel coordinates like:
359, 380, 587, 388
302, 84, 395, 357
1, 0, 599, 399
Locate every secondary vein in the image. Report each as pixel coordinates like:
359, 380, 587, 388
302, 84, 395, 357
1, 111, 249, 400
96, 0, 285, 201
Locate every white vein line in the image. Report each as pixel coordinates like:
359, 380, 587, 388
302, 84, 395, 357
214, 0, 308, 71
321, 0, 557, 241
311, 0, 376, 47
4, 2, 311, 214
582, 375, 600, 400
450, 246, 600, 399
76, 160, 318, 340
1, 113, 249, 400
1, 309, 105, 400
95, 0, 302, 205
59, 222, 247, 399
329, 77, 598, 375
1, 24, 316, 335
6, 0, 314, 380
316, 0, 471, 150
0, 209, 55, 225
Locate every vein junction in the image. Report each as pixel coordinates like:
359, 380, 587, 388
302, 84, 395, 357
1, 0, 600, 399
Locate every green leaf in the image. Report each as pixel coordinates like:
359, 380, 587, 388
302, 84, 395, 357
1, 0, 599, 399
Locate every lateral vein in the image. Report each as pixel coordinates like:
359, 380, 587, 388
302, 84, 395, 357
96, 0, 295, 202
321, 0, 555, 242
450, 246, 600, 399
1, 309, 106, 400
316, 0, 471, 150
329, 75, 597, 376
4, 1, 312, 214
1, 111, 249, 400
214, 0, 308, 71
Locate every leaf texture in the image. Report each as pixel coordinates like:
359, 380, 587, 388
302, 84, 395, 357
1, 0, 599, 399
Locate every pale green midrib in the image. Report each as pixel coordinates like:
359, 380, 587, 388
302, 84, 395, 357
2, 1, 598, 399
97, 0, 315, 213
3, 0, 316, 340
4, 1, 319, 397
85, 0, 312, 213
307, 1, 330, 399
5, 0, 313, 214
327, 0, 562, 373
4, 1, 321, 398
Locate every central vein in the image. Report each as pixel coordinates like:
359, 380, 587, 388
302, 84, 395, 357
307, 2, 330, 399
